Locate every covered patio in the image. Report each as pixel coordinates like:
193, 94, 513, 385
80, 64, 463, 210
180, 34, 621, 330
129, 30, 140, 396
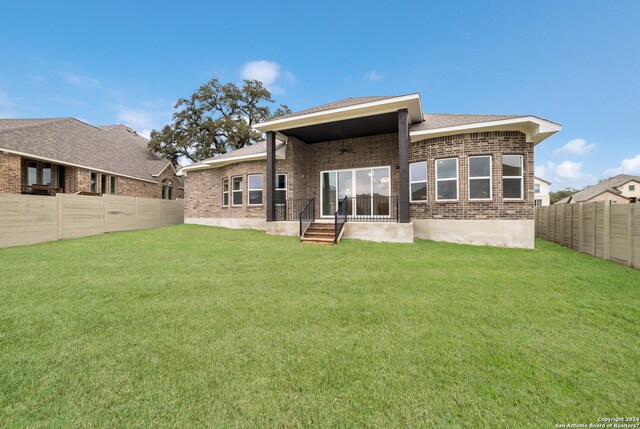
255, 94, 424, 243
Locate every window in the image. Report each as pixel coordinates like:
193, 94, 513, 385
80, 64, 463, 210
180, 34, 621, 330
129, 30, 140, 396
110, 176, 117, 195
222, 178, 229, 207
535, 199, 543, 207
42, 163, 52, 186
101, 174, 107, 194
435, 158, 458, 201
247, 174, 263, 205
320, 166, 391, 217
468, 156, 492, 200
168, 180, 174, 200
630, 185, 636, 191
503, 155, 523, 200
162, 179, 168, 199
534, 183, 541, 193
91, 172, 98, 193
232, 176, 243, 206
409, 161, 427, 202
26, 161, 37, 185
275, 174, 287, 201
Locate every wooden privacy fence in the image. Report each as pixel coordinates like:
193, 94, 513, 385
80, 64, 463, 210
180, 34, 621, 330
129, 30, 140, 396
0, 193, 184, 249
535, 201, 639, 268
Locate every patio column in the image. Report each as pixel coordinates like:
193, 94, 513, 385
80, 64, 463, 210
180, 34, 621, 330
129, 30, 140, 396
398, 109, 410, 223
266, 131, 276, 222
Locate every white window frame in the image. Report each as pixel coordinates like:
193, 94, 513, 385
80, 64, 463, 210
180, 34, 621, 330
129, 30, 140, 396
468, 155, 492, 201
319, 165, 391, 218
247, 174, 263, 206
534, 183, 541, 194
409, 161, 428, 203
110, 176, 117, 195
222, 178, 229, 207
503, 154, 524, 201
275, 173, 287, 202
435, 158, 459, 202
535, 199, 542, 207
630, 184, 636, 191
231, 176, 243, 207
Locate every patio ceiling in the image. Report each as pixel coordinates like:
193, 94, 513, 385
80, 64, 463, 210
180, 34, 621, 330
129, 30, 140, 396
279, 112, 399, 143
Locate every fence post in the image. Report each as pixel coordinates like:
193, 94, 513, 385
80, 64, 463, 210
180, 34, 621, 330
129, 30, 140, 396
57, 194, 63, 240
629, 204, 635, 268
559, 205, 565, 246
102, 195, 107, 234
578, 203, 584, 253
603, 201, 611, 261
546, 206, 551, 241
135, 197, 139, 230
592, 203, 597, 256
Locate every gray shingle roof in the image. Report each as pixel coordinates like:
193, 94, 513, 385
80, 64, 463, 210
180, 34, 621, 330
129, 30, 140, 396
555, 174, 640, 204
410, 113, 525, 131
0, 118, 176, 183
187, 140, 287, 169
273, 95, 401, 120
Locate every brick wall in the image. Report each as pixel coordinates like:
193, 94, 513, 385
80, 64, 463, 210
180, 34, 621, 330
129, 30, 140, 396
0, 151, 21, 193
1, 153, 183, 199
184, 154, 293, 219
184, 131, 535, 222
409, 131, 534, 220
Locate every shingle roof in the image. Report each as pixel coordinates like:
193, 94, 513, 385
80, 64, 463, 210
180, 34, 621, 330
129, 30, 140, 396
273, 95, 401, 120
555, 174, 640, 204
410, 113, 525, 131
187, 140, 287, 170
0, 118, 177, 183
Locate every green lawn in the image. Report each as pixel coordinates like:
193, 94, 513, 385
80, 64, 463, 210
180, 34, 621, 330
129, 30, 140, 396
0, 225, 638, 428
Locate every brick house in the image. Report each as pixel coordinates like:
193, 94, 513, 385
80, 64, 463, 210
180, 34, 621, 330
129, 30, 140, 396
180, 94, 561, 247
554, 174, 640, 205
0, 118, 183, 199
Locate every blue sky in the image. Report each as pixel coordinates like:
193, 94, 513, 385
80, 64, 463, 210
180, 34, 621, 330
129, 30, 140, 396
1, 0, 639, 189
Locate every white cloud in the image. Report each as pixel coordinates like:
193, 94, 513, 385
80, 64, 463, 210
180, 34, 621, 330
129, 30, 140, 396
60, 71, 101, 88
604, 154, 640, 177
536, 160, 597, 189
553, 138, 596, 156
240, 60, 294, 94
112, 98, 175, 139
364, 70, 384, 82
0, 90, 19, 117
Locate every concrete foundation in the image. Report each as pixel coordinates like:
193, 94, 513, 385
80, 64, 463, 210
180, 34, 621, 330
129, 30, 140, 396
185, 217, 266, 230
413, 219, 534, 249
343, 222, 414, 243
266, 221, 299, 237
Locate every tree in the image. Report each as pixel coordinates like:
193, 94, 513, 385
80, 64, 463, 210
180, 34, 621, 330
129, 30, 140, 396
550, 187, 581, 204
148, 77, 291, 165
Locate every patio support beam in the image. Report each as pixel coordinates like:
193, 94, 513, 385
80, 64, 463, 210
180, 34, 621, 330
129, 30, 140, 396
398, 109, 410, 223
266, 131, 276, 222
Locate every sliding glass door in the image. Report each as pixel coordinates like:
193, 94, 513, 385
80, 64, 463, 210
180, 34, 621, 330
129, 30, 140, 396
320, 166, 390, 217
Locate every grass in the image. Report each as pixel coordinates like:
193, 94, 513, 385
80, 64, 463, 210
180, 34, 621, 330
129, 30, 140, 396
0, 225, 638, 428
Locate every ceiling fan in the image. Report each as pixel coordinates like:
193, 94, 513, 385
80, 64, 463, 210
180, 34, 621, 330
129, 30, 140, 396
337, 126, 355, 155
339, 140, 356, 155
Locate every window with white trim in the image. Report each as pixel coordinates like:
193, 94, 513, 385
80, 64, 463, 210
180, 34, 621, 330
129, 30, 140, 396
232, 176, 243, 206
535, 199, 542, 207
222, 178, 229, 207
503, 155, 523, 200
110, 176, 117, 195
435, 158, 458, 201
275, 174, 287, 201
630, 184, 636, 191
247, 174, 263, 205
468, 156, 492, 200
409, 161, 427, 202
534, 183, 541, 193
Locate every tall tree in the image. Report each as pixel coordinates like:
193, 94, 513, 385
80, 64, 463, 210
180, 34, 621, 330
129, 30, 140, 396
550, 187, 581, 204
148, 77, 290, 165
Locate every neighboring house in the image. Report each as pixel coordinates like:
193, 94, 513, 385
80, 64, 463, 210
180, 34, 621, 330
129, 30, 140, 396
180, 93, 561, 248
554, 174, 640, 204
0, 118, 183, 199
534, 176, 551, 206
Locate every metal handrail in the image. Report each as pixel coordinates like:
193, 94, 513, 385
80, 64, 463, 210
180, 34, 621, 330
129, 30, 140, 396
275, 198, 315, 221
334, 196, 348, 244
299, 198, 315, 237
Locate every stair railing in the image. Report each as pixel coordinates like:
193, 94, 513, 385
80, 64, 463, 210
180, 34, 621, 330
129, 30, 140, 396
299, 198, 315, 237
334, 196, 348, 244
